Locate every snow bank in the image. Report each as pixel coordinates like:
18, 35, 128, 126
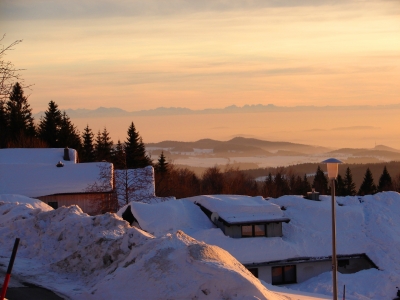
0, 162, 113, 197
0, 196, 283, 300
117, 199, 215, 236
0, 148, 77, 164
187, 195, 284, 223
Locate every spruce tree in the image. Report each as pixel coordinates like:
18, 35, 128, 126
342, 167, 356, 196
58, 111, 81, 150
81, 125, 95, 162
378, 166, 393, 192
94, 127, 113, 162
302, 174, 311, 196
155, 151, 168, 174
0, 100, 8, 148
124, 122, 152, 169
313, 165, 329, 195
335, 174, 345, 196
264, 173, 274, 197
358, 168, 376, 196
6, 82, 36, 143
38, 100, 62, 147
112, 140, 126, 169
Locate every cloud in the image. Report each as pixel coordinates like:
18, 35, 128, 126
0, 0, 357, 21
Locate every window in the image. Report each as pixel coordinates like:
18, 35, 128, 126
247, 268, 258, 278
271, 265, 296, 285
241, 225, 253, 237
241, 224, 266, 237
48, 202, 58, 209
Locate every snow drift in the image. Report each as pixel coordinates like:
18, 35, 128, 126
0, 195, 283, 300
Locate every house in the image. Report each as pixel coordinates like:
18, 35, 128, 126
187, 195, 290, 238
0, 148, 114, 215
118, 194, 379, 286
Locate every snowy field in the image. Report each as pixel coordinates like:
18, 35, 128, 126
1, 192, 400, 299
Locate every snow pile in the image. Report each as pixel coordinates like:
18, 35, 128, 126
0, 197, 283, 300
121, 192, 400, 299
117, 199, 215, 236
0, 148, 77, 164
0, 162, 113, 197
187, 195, 284, 223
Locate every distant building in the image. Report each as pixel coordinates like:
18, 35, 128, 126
0, 148, 114, 215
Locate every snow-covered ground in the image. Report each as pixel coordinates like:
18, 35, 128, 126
119, 193, 400, 299
2, 192, 400, 299
0, 195, 287, 300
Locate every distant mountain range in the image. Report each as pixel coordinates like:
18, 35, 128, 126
33, 103, 400, 119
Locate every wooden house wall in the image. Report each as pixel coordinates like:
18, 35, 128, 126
37, 192, 114, 215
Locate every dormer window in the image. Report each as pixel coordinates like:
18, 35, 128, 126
241, 224, 266, 237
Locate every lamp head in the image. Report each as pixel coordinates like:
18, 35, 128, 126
322, 158, 343, 179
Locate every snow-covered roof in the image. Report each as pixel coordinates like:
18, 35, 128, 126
0, 148, 77, 164
0, 162, 113, 197
186, 195, 286, 224
120, 192, 400, 271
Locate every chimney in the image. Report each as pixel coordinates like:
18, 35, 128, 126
63, 147, 70, 161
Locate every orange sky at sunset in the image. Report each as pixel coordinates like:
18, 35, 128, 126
1, 0, 399, 148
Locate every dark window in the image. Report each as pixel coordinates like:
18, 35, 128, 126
272, 265, 296, 285
248, 268, 258, 278
254, 224, 266, 236
338, 259, 350, 268
48, 202, 58, 209
241, 224, 266, 237
241, 225, 253, 237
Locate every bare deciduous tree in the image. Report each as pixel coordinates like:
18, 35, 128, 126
0, 35, 31, 101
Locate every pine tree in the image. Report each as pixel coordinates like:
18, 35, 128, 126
6, 82, 36, 143
313, 165, 329, 195
302, 174, 311, 196
81, 125, 95, 162
112, 140, 126, 169
335, 174, 345, 196
58, 111, 81, 150
0, 100, 8, 148
38, 100, 62, 147
358, 168, 376, 196
274, 172, 289, 197
94, 127, 113, 162
124, 122, 152, 169
378, 166, 393, 192
263, 173, 274, 197
343, 167, 356, 196
155, 151, 169, 174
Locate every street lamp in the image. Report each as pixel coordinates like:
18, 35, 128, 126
322, 158, 342, 300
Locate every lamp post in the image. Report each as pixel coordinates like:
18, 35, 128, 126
322, 158, 342, 300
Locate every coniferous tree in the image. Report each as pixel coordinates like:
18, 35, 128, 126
94, 128, 113, 162
6, 82, 36, 143
124, 122, 152, 169
358, 168, 376, 196
58, 111, 81, 150
378, 166, 393, 192
81, 125, 95, 162
263, 173, 274, 197
302, 174, 311, 196
274, 172, 290, 197
112, 140, 126, 169
313, 165, 329, 195
155, 151, 168, 174
335, 174, 345, 196
38, 100, 62, 147
0, 100, 8, 148
343, 167, 357, 196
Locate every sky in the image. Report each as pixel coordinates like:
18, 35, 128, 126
1, 0, 399, 112
1, 0, 400, 148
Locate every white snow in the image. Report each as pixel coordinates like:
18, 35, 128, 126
118, 192, 400, 299
0, 162, 113, 197
187, 195, 285, 223
0, 148, 77, 164
0, 196, 287, 300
